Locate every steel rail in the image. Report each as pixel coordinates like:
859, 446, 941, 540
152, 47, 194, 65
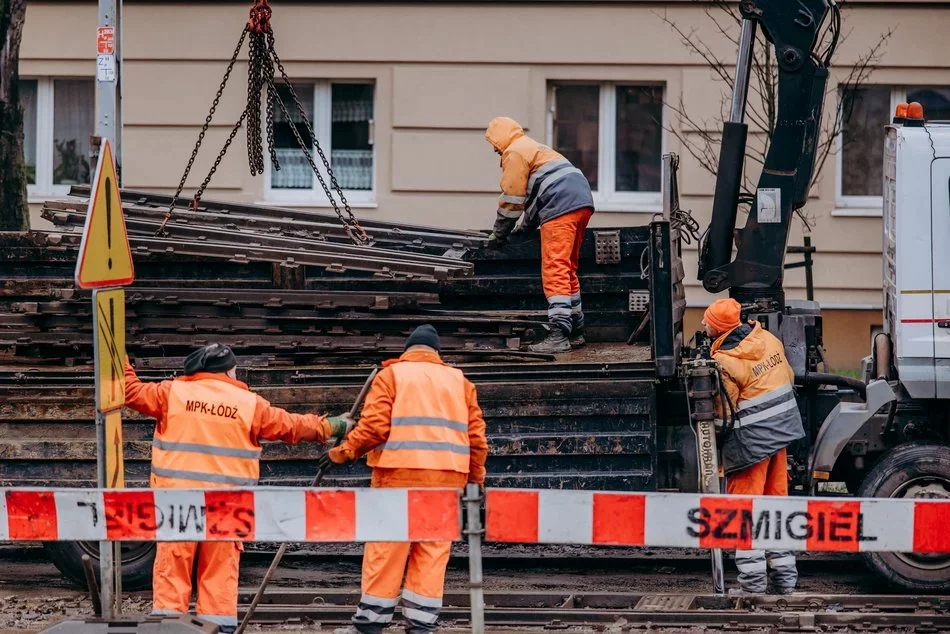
64, 186, 487, 240
39, 209, 473, 271
233, 590, 950, 629
36, 231, 470, 282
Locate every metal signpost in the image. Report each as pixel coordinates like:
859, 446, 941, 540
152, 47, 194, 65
75, 137, 134, 619
90, 0, 124, 616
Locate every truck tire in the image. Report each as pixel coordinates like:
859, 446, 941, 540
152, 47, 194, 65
44, 541, 156, 591
857, 441, 950, 592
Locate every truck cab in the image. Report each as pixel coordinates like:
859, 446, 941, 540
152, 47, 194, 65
883, 113, 950, 397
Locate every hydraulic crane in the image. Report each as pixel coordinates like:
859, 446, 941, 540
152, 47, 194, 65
699, 0, 838, 315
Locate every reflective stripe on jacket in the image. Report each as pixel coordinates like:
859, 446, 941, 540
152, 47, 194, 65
123, 359, 334, 489
367, 359, 471, 473
485, 117, 594, 232
712, 322, 805, 475
152, 379, 261, 488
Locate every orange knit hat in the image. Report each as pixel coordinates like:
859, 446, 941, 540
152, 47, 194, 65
703, 298, 742, 335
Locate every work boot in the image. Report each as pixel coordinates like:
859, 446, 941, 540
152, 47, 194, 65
529, 329, 571, 354
727, 588, 765, 597
569, 327, 586, 348
335, 627, 379, 634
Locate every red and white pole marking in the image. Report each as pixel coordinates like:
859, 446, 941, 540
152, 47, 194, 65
485, 490, 950, 553
0, 488, 460, 542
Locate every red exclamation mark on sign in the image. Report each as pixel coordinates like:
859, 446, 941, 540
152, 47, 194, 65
105, 176, 113, 270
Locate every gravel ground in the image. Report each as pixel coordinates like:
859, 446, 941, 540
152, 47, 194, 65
0, 544, 892, 633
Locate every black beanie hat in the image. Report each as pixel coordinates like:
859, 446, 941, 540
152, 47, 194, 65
184, 343, 237, 376
404, 324, 441, 352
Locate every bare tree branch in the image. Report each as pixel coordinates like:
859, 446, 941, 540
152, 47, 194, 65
658, 2, 892, 230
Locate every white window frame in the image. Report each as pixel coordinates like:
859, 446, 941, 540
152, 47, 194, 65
834, 86, 908, 217
546, 82, 665, 213
24, 77, 86, 202
264, 79, 376, 207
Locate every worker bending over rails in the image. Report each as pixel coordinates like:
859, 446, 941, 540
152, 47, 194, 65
125, 344, 353, 633
704, 299, 805, 595
485, 116, 595, 354
326, 325, 489, 634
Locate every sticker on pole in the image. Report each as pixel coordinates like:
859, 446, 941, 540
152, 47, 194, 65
75, 139, 134, 289
93, 288, 126, 412
97, 26, 115, 55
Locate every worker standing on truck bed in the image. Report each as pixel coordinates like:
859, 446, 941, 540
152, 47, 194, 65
325, 325, 488, 634
124, 344, 353, 633
704, 298, 805, 595
485, 116, 595, 354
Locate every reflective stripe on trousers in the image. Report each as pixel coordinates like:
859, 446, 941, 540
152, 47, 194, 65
152, 542, 241, 626
734, 548, 798, 594
354, 541, 452, 634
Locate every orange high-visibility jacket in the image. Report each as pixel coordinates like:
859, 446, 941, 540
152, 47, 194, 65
712, 322, 805, 474
331, 348, 488, 488
485, 117, 593, 235
124, 359, 334, 488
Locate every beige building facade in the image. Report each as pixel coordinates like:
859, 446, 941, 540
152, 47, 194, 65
18, 1, 950, 369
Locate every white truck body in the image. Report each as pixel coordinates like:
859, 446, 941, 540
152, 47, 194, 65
884, 122, 950, 398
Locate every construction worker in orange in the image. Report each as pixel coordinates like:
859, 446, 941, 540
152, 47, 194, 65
485, 116, 595, 354
324, 325, 488, 634
124, 343, 353, 633
703, 299, 805, 595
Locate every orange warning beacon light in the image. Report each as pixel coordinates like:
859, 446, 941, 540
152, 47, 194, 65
907, 102, 925, 120
895, 102, 909, 118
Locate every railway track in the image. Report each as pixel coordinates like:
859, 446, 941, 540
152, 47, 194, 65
238, 589, 950, 630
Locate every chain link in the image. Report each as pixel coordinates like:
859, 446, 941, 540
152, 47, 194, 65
157, 27, 249, 236
157, 0, 368, 244
267, 33, 368, 244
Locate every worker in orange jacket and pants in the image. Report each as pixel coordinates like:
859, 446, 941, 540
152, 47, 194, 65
125, 343, 352, 632
704, 299, 805, 595
326, 325, 489, 634
485, 116, 595, 353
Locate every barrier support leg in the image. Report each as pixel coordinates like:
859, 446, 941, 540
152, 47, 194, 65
463, 484, 485, 634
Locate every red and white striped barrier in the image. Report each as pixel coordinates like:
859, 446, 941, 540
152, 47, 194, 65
0, 488, 460, 542
7, 487, 950, 554
485, 490, 950, 553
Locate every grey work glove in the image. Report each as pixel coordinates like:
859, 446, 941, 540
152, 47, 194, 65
327, 413, 356, 440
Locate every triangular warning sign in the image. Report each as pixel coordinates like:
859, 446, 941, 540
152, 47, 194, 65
75, 138, 135, 289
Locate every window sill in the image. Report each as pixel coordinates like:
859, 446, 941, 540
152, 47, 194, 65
257, 199, 378, 210
831, 207, 883, 218
593, 200, 662, 214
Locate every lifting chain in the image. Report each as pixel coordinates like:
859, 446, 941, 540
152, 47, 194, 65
157, 0, 368, 244
157, 27, 249, 235
267, 34, 368, 244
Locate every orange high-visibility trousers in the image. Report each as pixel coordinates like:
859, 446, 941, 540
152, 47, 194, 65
539, 207, 594, 335
151, 541, 242, 629
725, 447, 789, 496
354, 540, 451, 633
725, 448, 798, 593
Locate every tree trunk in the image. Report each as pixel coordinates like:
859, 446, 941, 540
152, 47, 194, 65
0, 0, 29, 231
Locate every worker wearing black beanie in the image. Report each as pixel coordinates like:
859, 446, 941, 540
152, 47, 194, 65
404, 324, 441, 352
183, 343, 238, 376
123, 342, 354, 631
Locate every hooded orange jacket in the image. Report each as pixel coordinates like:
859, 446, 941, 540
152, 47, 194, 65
711, 323, 805, 474
330, 348, 488, 488
486, 117, 593, 238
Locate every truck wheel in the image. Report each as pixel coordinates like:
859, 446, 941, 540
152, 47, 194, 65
857, 442, 950, 592
44, 541, 155, 591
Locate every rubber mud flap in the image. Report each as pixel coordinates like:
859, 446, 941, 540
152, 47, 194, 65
858, 441, 950, 592
44, 541, 155, 591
